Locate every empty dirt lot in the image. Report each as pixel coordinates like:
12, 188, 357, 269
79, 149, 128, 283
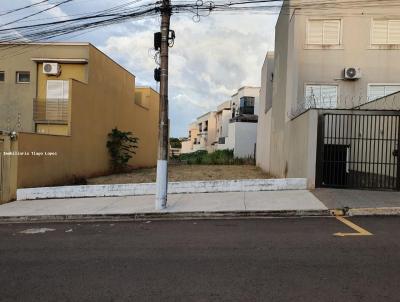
88, 165, 271, 184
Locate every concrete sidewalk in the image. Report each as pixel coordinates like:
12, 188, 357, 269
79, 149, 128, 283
312, 188, 400, 209
0, 190, 328, 221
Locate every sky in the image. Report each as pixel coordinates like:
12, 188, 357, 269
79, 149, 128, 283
0, 0, 278, 137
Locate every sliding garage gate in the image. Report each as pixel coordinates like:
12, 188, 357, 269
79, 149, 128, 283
317, 112, 400, 190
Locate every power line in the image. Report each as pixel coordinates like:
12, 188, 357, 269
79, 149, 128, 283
0, 0, 49, 17
0, 0, 74, 28
1, 0, 400, 44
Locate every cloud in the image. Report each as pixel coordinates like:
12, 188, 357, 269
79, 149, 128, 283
0, 1, 277, 137
100, 13, 276, 136
27, 0, 69, 20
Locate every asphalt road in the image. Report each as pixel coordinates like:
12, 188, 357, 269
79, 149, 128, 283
1, 217, 400, 302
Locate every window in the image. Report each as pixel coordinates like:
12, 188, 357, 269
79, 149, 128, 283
372, 19, 400, 45
368, 84, 400, 101
204, 121, 208, 132
46, 80, 69, 99
307, 19, 341, 45
16, 71, 30, 83
305, 85, 338, 108
239, 96, 255, 114
0, 71, 4, 82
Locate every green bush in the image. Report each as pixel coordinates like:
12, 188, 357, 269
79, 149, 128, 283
177, 149, 252, 165
106, 128, 139, 172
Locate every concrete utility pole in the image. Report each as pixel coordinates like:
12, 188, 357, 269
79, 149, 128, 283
155, 0, 171, 210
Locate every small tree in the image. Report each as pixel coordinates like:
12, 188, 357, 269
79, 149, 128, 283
106, 128, 139, 172
170, 137, 182, 148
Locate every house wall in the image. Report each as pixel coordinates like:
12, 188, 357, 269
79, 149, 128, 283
256, 52, 274, 171
196, 112, 217, 153
220, 110, 231, 138
215, 101, 232, 142
0, 134, 18, 203
286, 110, 319, 188
35, 63, 87, 136
180, 123, 200, 154
234, 122, 258, 158
16, 45, 159, 188
357, 92, 400, 110
269, 4, 292, 178
293, 9, 400, 108
0, 43, 89, 132
181, 140, 192, 154
256, 110, 272, 171
226, 122, 258, 158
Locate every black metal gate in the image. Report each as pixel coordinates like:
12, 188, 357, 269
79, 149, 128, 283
316, 112, 400, 190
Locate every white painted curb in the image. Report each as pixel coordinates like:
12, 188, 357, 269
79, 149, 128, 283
16, 178, 307, 201
348, 207, 400, 216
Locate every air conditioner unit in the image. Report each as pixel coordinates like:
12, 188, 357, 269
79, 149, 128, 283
344, 67, 362, 80
43, 62, 60, 75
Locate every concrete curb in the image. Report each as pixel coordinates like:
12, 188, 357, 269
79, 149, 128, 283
347, 207, 400, 217
0, 209, 332, 223
2, 207, 400, 224
17, 178, 307, 201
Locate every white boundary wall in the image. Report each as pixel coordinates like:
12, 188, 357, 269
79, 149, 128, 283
17, 178, 307, 200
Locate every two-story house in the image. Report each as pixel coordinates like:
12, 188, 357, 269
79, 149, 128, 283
181, 122, 200, 154
224, 86, 260, 158
0, 42, 160, 188
257, 0, 400, 190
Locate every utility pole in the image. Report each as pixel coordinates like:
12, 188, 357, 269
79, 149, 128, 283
155, 0, 171, 210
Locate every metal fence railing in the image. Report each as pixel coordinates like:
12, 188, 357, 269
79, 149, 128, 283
33, 98, 69, 122
288, 94, 400, 120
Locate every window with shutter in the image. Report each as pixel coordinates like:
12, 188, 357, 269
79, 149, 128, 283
372, 20, 388, 44
46, 80, 69, 121
307, 20, 324, 44
323, 20, 341, 44
368, 85, 386, 101
307, 19, 341, 45
388, 20, 400, 44
372, 19, 400, 44
46, 80, 69, 100
305, 84, 338, 108
368, 84, 400, 101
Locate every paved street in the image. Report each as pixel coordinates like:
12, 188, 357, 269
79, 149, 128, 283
1, 217, 400, 301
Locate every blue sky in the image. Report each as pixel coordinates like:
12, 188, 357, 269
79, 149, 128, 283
1, 0, 278, 137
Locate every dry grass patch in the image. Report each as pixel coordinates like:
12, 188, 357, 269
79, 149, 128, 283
87, 164, 272, 185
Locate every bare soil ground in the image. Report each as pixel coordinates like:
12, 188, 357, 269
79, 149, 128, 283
87, 165, 272, 185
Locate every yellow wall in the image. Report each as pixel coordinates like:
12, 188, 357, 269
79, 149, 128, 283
17, 45, 160, 188
36, 124, 69, 136
0, 135, 18, 203
35, 62, 87, 136
0, 43, 89, 133
36, 62, 87, 99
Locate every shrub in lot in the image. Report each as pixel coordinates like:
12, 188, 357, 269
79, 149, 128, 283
106, 128, 139, 172
178, 149, 252, 165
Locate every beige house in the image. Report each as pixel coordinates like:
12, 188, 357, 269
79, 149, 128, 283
220, 87, 260, 158
180, 122, 199, 154
257, 0, 400, 189
0, 42, 159, 192
195, 111, 218, 152
215, 100, 232, 146
182, 86, 260, 158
